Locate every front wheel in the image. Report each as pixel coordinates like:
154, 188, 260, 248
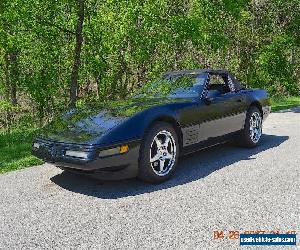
237, 106, 263, 148
138, 122, 179, 183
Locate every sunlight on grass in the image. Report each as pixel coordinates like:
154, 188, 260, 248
0, 129, 43, 174
271, 96, 300, 112
0, 156, 42, 174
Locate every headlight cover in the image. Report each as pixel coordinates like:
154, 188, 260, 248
65, 150, 89, 159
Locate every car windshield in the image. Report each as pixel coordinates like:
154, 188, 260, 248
132, 73, 207, 99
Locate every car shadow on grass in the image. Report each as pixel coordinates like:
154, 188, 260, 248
51, 134, 288, 199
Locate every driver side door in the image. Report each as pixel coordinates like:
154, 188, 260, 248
198, 73, 247, 142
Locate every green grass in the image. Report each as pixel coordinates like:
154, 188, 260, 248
0, 96, 299, 174
271, 96, 300, 112
0, 129, 43, 174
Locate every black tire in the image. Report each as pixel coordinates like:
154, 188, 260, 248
236, 106, 263, 148
138, 122, 179, 183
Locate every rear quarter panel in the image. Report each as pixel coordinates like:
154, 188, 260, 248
242, 89, 271, 119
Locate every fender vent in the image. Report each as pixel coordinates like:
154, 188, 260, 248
182, 125, 200, 146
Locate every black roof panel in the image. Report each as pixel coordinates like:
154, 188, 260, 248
163, 68, 229, 76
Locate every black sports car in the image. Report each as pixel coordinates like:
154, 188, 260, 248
32, 69, 271, 183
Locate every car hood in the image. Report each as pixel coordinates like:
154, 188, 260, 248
38, 97, 190, 145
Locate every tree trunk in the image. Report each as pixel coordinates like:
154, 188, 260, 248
9, 52, 18, 105
69, 0, 85, 108
3, 53, 11, 132
3, 53, 10, 101
96, 75, 102, 99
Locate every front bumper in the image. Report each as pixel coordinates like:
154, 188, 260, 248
32, 139, 141, 180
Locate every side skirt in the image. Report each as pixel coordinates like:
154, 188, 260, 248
180, 130, 241, 156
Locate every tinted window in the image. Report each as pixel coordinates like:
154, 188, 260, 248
133, 73, 207, 98
207, 74, 232, 95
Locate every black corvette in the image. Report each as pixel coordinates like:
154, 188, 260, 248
32, 69, 271, 183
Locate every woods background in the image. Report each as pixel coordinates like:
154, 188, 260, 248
1, 0, 300, 130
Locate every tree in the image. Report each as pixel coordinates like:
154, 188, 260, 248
0, 0, 299, 130
70, 0, 85, 107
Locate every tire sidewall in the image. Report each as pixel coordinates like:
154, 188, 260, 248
243, 106, 262, 147
138, 122, 179, 183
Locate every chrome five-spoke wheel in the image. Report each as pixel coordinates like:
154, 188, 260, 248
150, 130, 177, 176
138, 122, 179, 183
235, 106, 263, 148
249, 111, 262, 143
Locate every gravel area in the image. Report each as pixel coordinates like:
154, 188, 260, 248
0, 107, 299, 250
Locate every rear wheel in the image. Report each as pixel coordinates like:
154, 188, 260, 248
138, 122, 179, 183
237, 106, 263, 147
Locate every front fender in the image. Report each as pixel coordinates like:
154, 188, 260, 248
96, 105, 181, 146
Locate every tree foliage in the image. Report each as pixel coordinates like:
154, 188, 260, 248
0, 0, 299, 129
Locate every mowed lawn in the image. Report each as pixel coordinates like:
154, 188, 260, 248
0, 96, 299, 174
271, 96, 300, 111
0, 129, 42, 174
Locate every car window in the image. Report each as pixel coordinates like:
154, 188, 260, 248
209, 75, 225, 85
132, 73, 207, 99
207, 74, 232, 95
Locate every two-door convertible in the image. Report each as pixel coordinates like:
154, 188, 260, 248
32, 69, 271, 183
